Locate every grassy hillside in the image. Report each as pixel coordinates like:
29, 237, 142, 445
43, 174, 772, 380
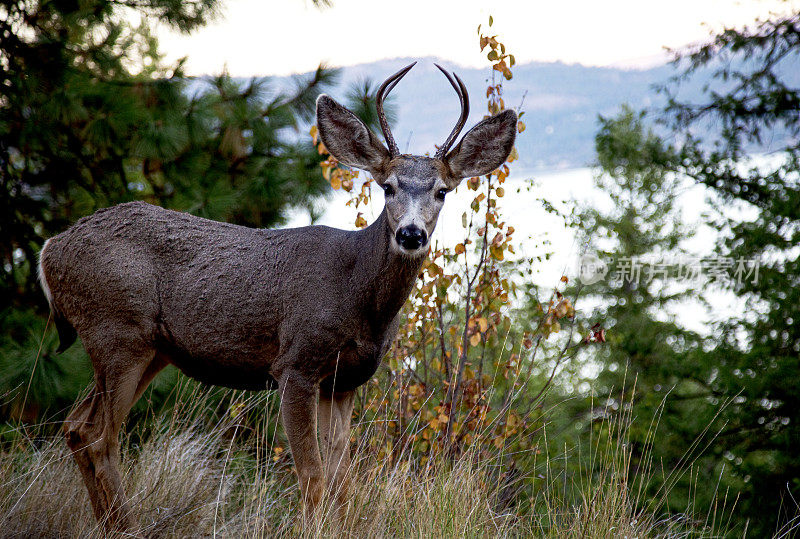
0, 384, 742, 538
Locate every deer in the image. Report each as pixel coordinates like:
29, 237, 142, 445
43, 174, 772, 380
37, 62, 517, 533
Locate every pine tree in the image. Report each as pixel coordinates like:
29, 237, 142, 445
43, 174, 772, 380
563, 107, 722, 516
660, 12, 800, 534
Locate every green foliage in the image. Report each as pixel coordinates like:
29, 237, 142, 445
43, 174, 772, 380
661, 12, 800, 535
344, 78, 398, 135
563, 108, 719, 521
562, 13, 800, 535
0, 308, 91, 425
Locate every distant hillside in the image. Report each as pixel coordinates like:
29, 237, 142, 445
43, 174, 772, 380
190, 55, 798, 171
320, 57, 678, 171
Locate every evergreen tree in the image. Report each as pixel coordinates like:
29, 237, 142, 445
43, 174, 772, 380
566, 107, 721, 516
660, 12, 800, 534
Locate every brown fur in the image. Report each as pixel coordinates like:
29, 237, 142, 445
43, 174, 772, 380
38, 90, 517, 533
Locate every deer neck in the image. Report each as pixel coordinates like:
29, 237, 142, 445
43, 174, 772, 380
355, 209, 425, 322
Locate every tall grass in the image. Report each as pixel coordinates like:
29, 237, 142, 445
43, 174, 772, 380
0, 380, 751, 538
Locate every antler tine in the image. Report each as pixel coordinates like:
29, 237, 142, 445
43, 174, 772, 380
376, 62, 416, 157
434, 64, 470, 160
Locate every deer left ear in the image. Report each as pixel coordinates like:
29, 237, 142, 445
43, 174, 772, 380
316, 95, 391, 176
445, 110, 518, 180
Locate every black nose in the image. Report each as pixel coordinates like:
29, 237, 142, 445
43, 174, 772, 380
395, 225, 428, 250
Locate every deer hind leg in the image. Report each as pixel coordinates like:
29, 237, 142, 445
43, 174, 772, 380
65, 389, 106, 522
278, 370, 325, 517
64, 338, 164, 533
318, 390, 355, 507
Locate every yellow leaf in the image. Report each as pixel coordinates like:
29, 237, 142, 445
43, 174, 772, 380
470, 333, 481, 347
493, 60, 507, 72
477, 317, 488, 332
355, 213, 367, 228
455, 243, 466, 255
490, 245, 505, 260
496, 186, 505, 197
517, 121, 526, 133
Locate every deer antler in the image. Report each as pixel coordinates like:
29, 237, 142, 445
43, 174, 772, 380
433, 64, 470, 160
376, 62, 416, 157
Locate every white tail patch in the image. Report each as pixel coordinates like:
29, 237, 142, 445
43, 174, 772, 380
38, 238, 53, 307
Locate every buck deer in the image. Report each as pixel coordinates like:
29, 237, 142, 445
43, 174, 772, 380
38, 62, 517, 532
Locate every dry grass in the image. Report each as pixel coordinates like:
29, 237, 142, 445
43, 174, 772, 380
0, 387, 743, 538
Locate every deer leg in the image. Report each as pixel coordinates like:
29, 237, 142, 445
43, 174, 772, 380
278, 370, 324, 516
64, 389, 106, 521
64, 341, 164, 534
318, 390, 354, 507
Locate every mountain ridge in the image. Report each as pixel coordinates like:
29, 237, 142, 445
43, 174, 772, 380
193, 54, 798, 171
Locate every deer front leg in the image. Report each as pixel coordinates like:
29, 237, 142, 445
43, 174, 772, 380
279, 370, 324, 516
318, 390, 355, 506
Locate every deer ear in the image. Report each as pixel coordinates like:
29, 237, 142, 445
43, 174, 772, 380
445, 110, 518, 180
316, 95, 391, 175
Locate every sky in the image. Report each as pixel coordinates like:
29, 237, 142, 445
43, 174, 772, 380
154, 0, 797, 76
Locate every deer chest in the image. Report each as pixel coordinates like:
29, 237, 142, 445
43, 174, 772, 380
320, 336, 387, 394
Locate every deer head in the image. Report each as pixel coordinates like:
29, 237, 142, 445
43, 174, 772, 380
316, 62, 518, 257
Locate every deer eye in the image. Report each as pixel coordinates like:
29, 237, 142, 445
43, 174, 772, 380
382, 184, 395, 197
435, 188, 448, 201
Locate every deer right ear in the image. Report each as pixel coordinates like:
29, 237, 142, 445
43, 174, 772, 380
445, 109, 518, 181
316, 95, 391, 175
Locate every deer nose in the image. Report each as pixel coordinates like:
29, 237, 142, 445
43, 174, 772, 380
396, 225, 427, 250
